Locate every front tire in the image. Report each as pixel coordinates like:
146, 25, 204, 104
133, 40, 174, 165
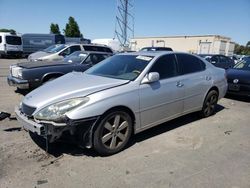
93, 111, 132, 155
200, 90, 218, 118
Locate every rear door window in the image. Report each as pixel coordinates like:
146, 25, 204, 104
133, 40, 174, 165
6, 36, 22, 45
69, 45, 81, 53
0, 36, 2, 43
83, 46, 98, 51
176, 54, 206, 75
102, 47, 113, 53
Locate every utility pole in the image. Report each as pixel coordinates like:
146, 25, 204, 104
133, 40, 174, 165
114, 0, 134, 51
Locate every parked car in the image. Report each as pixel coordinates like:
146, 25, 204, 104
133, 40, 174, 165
140, 47, 173, 52
28, 44, 113, 62
228, 55, 240, 64
226, 58, 250, 96
0, 32, 23, 57
7, 51, 112, 89
199, 54, 234, 69
15, 51, 227, 155
22, 33, 65, 56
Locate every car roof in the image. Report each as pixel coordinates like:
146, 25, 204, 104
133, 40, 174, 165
82, 43, 112, 48
117, 51, 188, 58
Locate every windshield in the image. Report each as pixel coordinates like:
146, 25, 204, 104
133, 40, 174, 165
233, 59, 250, 71
6, 36, 22, 45
46, 44, 66, 53
64, 51, 88, 64
86, 54, 153, 80
42, 44, 58, 52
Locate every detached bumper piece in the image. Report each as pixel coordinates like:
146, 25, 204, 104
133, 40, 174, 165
15, 106, 99, 147
7, 76, 29, 89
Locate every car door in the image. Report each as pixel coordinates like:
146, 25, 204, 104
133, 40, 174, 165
176, 54, 212, 113
139, 54, 184, 129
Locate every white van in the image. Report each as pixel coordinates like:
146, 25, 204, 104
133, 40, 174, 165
0, 32, 23, 57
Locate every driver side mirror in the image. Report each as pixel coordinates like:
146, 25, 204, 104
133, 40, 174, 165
141, 72, 160, 84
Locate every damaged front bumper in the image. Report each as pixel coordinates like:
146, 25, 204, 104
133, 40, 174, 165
15, 107, 99, 148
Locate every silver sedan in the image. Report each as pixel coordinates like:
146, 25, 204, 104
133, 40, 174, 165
16, 51, 227, 155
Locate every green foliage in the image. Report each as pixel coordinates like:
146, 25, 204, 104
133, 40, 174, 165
246, 41, 250, 47
234, 43, 250, 55
50, 23, 61, 34
0, 28, 16, 34
63, 16, 82, 37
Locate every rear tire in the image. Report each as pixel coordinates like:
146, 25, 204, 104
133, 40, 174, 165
199, 90, 218, 118
93, 111, 132, 155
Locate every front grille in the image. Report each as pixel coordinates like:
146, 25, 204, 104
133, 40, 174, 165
21, 103, 36, 117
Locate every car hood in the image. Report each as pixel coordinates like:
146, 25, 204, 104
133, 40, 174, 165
18, 60, 68, 69
226, 69, 250, 84
28, 51, 50, 60
23, 72, 130, 110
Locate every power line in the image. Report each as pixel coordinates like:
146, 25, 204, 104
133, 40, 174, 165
114, 0, 134, 50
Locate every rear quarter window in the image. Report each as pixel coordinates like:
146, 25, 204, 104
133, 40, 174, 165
177, 54, 206, 74
0, 36, 2, 43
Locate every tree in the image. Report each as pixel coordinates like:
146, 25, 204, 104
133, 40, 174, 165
0, 28, 16, 34
246, 41, 250, 48
63, 16, 82, 37
234, 43, 250, 55
50, 23, 60, 34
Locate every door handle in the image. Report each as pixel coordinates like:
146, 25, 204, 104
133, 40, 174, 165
206, 76, 212, 81
176, 81, 184, 87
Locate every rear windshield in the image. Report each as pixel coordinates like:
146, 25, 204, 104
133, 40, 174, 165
6, 36, 22, 45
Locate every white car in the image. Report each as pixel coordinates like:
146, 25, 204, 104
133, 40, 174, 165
28, 44, 113, 62
16, 51, 227, 155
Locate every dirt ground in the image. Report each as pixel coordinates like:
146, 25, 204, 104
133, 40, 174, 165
0, 58, 250, 188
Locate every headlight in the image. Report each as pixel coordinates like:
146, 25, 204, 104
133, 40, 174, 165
34, 97, 89, 123
11, 66, 22, 78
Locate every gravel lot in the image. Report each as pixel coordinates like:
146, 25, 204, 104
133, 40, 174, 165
0, 58, 250, 188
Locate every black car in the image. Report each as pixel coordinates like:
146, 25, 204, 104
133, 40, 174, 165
226, 58, 250, 97
199, 54, 234, 69
7, 51, 112, 90
140, 47, 173, 52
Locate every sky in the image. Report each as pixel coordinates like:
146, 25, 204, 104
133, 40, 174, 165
0, 0, 249, 45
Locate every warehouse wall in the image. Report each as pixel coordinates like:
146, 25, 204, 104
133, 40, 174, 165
130, 35, 234, 55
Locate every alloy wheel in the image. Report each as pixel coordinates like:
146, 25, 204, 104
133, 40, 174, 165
204, 94, 217, 116
101, 114, 129, 150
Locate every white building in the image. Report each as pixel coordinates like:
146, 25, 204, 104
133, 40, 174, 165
130, 35, 235, 55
